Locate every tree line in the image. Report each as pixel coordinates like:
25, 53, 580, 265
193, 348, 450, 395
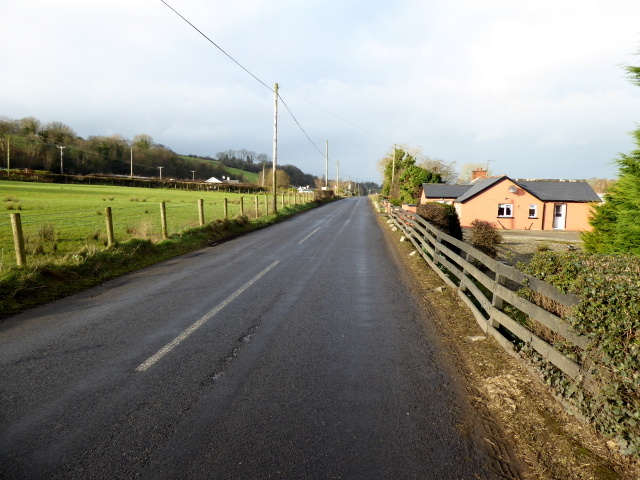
184, 150, 319, 188
0, 116, 232, 181
0, 116, 328, 187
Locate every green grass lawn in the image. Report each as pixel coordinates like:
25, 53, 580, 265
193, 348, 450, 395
0, 180, 288, 270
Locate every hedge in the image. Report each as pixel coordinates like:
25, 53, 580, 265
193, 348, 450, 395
518, 251, 640, 456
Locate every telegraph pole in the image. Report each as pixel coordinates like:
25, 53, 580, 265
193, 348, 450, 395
391, 144, 396, 188
57, 145, 66, 174
130, 147, 133, 178
325, 140, 329, 189
272, 83, 278, 213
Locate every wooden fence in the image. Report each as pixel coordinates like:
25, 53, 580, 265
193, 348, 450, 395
383, 202, 596, 393
4, 192, 313, 269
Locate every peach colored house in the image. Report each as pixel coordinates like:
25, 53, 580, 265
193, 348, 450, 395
420, 175, 601, 231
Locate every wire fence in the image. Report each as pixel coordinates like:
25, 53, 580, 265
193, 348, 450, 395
1, 193, 311, 271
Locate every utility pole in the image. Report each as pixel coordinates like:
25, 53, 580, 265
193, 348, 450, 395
130, 147, 133, 178
6, 135, 10, 176
272, 83, 278, 213
324, 140, 329, 189
158, 166, 163, 179
57, 145, 66, 175
391, 144, 396, 189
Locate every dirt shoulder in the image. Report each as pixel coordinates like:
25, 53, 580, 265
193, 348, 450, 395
378, 214, 640, 480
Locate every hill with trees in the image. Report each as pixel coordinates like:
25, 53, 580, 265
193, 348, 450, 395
0, 116, 323, 187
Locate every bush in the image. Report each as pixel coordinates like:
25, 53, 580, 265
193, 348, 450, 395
518, 251, 640, 455
416, 202, 463, 241
468, 219, 502, 257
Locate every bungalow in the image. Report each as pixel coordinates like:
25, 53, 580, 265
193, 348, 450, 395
420, 175, 601, 231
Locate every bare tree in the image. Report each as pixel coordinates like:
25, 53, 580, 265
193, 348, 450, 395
418, 156, 457, 183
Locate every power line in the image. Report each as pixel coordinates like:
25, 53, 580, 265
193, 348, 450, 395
279, 85, 395, 145
277, 92, 324, 158
159, 1, 363, 182
160, 0, 272, 93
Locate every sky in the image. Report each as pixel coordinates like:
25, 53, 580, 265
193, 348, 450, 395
2, 0, 640, 184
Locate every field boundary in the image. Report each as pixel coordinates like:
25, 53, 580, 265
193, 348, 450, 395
381, 201, 597, 393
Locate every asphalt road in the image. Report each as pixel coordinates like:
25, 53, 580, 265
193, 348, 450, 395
0, 197, 513, 479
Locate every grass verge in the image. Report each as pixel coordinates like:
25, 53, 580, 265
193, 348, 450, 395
0, 202, 321, 319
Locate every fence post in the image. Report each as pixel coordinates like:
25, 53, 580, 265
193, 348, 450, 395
492, 274, 505, 308
198, 199, 205, 226
239, 197, 244, 217
105, 207, 115, 247
264, 195, 269, 215
255, 196, 259, 218
460, 252, 473, 293
10, 212, 26, 267
281, 193, 285, 208
160, 202, 168, 240
223, 198, 228, 219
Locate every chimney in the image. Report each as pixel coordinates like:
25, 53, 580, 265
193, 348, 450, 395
471, 168, 487, 180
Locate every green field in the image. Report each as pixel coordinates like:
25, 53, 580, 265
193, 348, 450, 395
1, 180, 298, 270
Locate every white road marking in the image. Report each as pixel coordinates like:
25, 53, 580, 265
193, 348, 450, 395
135, 260, 280, 372
299, 227, 321, 244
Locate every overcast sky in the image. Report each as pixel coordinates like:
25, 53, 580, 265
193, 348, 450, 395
2, 0, 640, 184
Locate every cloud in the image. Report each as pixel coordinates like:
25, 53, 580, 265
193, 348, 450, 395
2, 0, 640, 182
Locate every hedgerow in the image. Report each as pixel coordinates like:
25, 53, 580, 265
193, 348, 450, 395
518, 251, 640, 456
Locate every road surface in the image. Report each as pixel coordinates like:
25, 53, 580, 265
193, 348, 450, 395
0, 197, 520, 479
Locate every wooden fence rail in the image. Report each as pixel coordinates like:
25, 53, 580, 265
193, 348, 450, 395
384, 202, 596, 392
4, 193, 314, 269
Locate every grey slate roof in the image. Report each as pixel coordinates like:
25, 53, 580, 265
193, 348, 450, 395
514, 180, 602, 202
422, 175, 601, 203
421, 184, 473, 198
455, 176, 508, 203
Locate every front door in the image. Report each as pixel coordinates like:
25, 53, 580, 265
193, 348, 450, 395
553, 204, 566, 230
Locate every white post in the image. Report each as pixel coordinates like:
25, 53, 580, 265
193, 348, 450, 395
57, 145, 66, 174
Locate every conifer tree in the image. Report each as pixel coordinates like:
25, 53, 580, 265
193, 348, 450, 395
583, 54, 640, 254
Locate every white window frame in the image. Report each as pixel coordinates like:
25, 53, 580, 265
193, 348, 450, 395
498, 203, 513, 218
528, 204, 538, 218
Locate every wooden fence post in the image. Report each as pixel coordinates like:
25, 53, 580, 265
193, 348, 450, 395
255, 196, 259, 218
160, 202, 168, 240
10, 212, 26, 267
105, 207, 115, 247
460, 252, 473, 293
264, 195, 269, 215
223, 198, 228, 219
489, 274, 505, 328
198, 199, 205, 226
281, 193, 285, 208
239, 197, 244, 217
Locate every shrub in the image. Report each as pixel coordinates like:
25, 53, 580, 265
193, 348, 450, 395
468, 219, 502, 257
416, 202, 463, 241
519, 251, 640, 455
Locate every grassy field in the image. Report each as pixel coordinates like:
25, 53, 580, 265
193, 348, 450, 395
1, 180, 299, 271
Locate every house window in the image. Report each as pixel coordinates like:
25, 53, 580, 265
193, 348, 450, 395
528, 204, 538, 218
498, 204, 513, 217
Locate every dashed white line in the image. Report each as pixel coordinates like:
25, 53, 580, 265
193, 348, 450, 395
135, 260, 280, 372
299, 227, 321, 244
